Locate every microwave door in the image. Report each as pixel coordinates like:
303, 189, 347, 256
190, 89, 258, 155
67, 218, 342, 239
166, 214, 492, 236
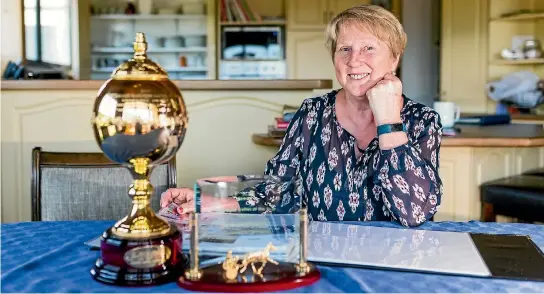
244, 45, 268, 59
223, 46, 244, 59
222, 26, 284, 60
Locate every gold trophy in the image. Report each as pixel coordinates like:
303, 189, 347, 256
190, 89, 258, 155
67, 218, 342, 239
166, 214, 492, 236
90, 32, 188, 286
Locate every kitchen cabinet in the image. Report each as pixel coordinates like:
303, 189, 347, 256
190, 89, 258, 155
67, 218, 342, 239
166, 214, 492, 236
486, 0, 544, 113
287, 0, 370, 31
287, 31, 339, 90
329, 0, 372, 18
436, 146, 544, 222
440, 0, 489, 113
287, 0, 328, 30
84, 0, 214, 81
440, 0, 544, 114
286, 0, 373, 87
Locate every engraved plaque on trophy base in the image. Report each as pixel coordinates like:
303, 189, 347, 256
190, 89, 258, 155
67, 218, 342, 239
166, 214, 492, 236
91, 227, 186, 286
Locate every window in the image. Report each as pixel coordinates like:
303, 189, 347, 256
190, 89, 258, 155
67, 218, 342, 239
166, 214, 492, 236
24, 0, 72, 66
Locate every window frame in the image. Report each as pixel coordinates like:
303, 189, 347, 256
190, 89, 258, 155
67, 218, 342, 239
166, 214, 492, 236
24, 0, 73, 66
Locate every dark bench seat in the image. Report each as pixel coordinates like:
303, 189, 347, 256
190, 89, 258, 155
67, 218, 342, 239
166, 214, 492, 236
480, 174, 544, 223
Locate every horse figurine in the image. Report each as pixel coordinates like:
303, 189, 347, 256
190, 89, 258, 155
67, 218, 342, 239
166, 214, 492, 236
239, 242, 279, 275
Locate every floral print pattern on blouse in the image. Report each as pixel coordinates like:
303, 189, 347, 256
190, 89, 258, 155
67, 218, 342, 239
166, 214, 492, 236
237, 89, 443, 227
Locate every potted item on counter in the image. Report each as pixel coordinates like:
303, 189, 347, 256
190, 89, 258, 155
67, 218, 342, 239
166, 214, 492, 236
125, 0, 136, 14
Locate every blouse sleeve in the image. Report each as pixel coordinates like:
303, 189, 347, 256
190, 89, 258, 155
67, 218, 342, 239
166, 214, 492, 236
234, 100, 312, 214
373, 107, 443, 227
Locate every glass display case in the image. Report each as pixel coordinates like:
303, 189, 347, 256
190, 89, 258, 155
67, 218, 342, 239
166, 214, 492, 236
177, 175, 320, 292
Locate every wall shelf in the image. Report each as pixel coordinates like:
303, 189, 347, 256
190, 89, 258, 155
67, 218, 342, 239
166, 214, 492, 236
91, 14, 206, 20
86, 0, 213, 80
485, 0, 544, 114
92, 67, 208, 73
91, 47, 207, 54
490, 12, 544, 22
490, 58, 544, 65
220, 21, 285, 26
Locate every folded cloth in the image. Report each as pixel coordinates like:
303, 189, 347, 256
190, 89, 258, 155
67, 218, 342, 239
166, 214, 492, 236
486, 71, 543, 108
505, 90, 544, 108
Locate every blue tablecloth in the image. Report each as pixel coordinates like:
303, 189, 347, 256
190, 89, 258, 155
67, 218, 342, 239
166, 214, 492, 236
2, 220, 544, 293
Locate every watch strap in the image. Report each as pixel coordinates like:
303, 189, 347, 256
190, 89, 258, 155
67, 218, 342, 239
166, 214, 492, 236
377, 123, 406, 136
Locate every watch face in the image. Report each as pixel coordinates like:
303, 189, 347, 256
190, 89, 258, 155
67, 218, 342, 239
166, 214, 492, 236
391, 123, 404, 132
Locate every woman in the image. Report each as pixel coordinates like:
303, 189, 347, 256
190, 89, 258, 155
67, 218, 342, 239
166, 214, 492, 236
161, 4, 443, 227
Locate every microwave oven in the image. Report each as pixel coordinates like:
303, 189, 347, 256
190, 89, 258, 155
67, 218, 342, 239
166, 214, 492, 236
221, 26, 284, 60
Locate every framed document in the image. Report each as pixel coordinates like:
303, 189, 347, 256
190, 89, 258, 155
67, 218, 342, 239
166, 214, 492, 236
307, 222, 544, 281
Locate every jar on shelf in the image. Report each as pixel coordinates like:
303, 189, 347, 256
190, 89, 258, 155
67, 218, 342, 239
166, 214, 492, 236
179, 56, 187, 67
523, 39, 542, 59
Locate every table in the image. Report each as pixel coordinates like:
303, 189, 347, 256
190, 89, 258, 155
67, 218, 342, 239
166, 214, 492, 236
2, 220, 544, 293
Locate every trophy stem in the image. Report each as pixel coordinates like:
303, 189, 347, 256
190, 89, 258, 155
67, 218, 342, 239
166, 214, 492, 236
296, 208, 310, 274
185, 212, 202, 280
111, 167, 172, 239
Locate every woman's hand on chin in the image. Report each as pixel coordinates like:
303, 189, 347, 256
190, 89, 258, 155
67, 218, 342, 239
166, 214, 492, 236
367, 73, 404, 125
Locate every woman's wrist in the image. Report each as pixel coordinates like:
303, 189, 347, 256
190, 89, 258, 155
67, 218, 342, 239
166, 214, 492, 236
378, 131, 408, 150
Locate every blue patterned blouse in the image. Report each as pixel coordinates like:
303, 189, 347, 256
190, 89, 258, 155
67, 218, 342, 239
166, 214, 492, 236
237, 89, 444, 227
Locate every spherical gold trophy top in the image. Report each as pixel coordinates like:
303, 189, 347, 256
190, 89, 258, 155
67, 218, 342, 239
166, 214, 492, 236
91, 32, 188, 239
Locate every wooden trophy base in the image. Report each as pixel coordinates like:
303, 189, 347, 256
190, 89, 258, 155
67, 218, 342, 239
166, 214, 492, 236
177, 261, 320, 292
90, 226, 186, 286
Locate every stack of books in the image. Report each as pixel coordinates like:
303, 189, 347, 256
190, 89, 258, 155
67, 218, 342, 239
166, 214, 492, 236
456, 114, 511, 125
267, 105, 297, 138
219, 0, 262, 22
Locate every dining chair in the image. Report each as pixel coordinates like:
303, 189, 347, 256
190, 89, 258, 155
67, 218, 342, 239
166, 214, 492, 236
31, 147, 177, 221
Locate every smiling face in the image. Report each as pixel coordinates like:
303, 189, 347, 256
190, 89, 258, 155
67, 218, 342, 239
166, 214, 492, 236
334, 22, 399, 98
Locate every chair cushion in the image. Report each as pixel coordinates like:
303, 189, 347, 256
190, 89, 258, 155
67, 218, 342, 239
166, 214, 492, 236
480, 175, 544, 222
522, 167, 544, 177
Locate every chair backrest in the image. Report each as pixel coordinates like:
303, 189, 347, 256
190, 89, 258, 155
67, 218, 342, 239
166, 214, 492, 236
31, 147, 177, 221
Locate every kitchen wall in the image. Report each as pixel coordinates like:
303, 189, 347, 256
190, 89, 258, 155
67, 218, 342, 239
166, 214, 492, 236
400, 0, 441, 107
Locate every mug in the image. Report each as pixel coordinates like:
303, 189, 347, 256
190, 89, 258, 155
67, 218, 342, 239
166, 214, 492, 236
433, 101, 460, 128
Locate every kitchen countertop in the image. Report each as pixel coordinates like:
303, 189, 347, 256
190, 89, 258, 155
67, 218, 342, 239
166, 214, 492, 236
461, 113, 544, 124
509, 114, 544, 124
252, 124, 544, 148
0, 79, 333, 90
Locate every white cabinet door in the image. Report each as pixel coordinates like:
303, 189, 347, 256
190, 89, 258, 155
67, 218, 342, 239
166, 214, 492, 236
287, 0, 329, 30
287, 31, 339, 90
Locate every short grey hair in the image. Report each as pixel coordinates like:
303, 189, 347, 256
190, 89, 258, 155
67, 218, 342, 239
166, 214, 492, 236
325, 4, 407, 60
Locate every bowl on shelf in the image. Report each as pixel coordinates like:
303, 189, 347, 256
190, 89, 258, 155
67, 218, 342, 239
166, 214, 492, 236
523, 40, 542, 59
183, 35, 206, 47
164, 36, 185, 48
147, 36, 164, 48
